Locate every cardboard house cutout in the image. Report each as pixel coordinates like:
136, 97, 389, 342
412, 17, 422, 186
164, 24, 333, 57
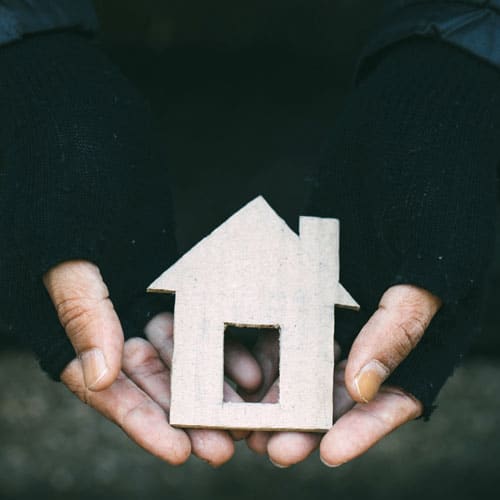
148, 196, 358, 431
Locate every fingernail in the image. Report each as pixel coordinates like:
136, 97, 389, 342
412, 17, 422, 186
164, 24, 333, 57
270, 459, 290, 469
320, 456, 343, 468
80, 348, 108, 389
354, 360, 390, 403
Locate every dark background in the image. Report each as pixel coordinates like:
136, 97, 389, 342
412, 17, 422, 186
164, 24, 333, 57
1, 1, 499, 498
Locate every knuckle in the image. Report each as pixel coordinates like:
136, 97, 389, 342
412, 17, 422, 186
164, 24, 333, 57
391, 336, 413, 360
61, 359, 101, 407
63, 374, 93, 407
56, 297, 110, 337
80, 388, 93, 407
390, 312, 428, 358
120, 399, 153, 429
123, 339, 165, 377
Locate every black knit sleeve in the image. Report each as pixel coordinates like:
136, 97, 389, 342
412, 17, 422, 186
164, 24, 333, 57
306, 37, 500, 416
0, 32, 177, 379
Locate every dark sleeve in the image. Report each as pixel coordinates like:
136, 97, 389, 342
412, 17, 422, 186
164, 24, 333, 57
0, 31, 177, 379
0, 0, 98, 46
359, 0, 500, 79
306, 37, 500, 416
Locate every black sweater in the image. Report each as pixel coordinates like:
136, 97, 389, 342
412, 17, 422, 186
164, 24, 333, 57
0, 31, 499, 417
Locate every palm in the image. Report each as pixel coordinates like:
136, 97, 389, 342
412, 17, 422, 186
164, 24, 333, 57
244, 340, 422, 467
61, 313, 249, 467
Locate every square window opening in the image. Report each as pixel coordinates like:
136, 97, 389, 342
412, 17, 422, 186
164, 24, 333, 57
223, 323, 280, 404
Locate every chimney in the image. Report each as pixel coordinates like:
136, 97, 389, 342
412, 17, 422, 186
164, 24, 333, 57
299, 216, 359, 309
299, 216, 339, 283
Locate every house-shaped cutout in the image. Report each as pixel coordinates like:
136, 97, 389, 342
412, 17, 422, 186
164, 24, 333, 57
148, 196, 358, 431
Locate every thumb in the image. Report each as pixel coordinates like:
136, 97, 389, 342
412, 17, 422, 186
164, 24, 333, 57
43, 260, 124, 391
345, 284, 441, 403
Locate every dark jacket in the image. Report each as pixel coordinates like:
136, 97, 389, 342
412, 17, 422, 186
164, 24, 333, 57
1, 1, 499, 73
359, 0, 500, 77
0, 0, 97, 46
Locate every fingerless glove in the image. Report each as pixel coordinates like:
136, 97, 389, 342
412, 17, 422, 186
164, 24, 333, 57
0, 32, 177, 378
307, 37, 500, 416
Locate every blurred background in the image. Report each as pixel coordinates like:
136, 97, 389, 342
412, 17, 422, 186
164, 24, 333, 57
1, 1, 499, 498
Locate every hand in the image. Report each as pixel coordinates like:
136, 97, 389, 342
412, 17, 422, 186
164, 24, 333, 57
44, 259, 262, 466
285, 38, 500, 466
243, 285, 441, 467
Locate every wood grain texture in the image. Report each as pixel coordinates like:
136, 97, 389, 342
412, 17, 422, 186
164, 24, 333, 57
148, 196, 358, 431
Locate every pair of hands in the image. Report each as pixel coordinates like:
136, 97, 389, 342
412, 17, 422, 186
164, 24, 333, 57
44, 259, 441, 468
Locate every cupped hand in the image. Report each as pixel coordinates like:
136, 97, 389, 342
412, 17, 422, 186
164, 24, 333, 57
44, 259, 262, 466
243, 284, 441, 467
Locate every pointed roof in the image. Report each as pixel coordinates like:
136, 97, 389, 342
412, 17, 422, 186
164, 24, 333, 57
148, 196, 358, 309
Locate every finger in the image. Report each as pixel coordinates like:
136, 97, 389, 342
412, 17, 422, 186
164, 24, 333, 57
265, 360, 352, 467
241, 330, 279, 402
230, 429, 250, 441
246, 430, 273, 456
122, 337, 235, 467
320, 386, 422, 467
122, 338, 172, 410
333, 360, 355, 421
267, 432, 321, 468
345, 285, 441, 403
145, 313, 250, 440
245, 380, 279, 454
146, 313, 266, 396
146, 313, 263, 396
143, 321, 242, 463
43, 260, 123, 391
144, 312, 174, 367
61, 357, 191, 465
224, 338, 262, 393
334, 341, 341, 363
188, 428, 235, 467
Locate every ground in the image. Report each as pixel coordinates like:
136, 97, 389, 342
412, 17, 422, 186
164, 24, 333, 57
1, 353, 499, 499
